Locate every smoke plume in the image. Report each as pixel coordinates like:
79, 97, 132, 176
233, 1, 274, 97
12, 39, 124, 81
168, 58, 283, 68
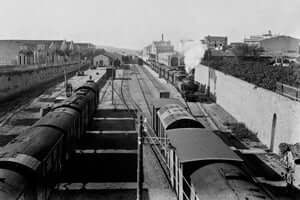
180, 40, 206, 73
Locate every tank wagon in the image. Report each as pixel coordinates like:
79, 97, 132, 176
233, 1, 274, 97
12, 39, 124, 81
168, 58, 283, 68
0, 79, 100, 200
151, 99, 271, 200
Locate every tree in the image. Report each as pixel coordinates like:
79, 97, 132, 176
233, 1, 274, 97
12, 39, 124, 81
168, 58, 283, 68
231, 44, 264, 58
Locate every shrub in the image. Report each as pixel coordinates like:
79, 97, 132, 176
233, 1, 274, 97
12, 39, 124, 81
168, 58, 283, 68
224, 122, 259, 142
201, 55, 298, 91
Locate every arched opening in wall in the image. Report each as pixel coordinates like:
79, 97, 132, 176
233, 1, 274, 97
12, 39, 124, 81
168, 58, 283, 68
170, 57, 179, 67
270, 113, 277, 152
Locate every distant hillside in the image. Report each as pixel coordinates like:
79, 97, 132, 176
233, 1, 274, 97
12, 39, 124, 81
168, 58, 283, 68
96, 45, 139, 55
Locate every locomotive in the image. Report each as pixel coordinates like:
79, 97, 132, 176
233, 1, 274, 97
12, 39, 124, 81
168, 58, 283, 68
150, 99, 272, 200
122, 55, 143, 66
0, 80, 100, 200
145, 61, 200, 101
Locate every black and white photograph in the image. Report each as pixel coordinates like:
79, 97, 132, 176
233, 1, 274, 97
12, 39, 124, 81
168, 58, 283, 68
0, 0, 299, 199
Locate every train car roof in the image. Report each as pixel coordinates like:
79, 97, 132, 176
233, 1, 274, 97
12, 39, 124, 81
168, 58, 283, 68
53, 94, 87, 112
34, 111, 76, 132
0, 126, 63, 169
157, 104, 203, 130
0, 169, 28, 200
190, 163, 270, 200
167, 128, 243, 163
52, 107, 79, 116
152, 98, 185, 109
75, 81, 98, 94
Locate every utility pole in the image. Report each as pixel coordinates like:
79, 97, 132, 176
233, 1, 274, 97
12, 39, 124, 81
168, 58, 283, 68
64, 68, 68, 97
111, 76, 114, 104
111, 64, 114, 104
137, 115, 144, 200
207, 49, 210, 97
64, 69, 67, 88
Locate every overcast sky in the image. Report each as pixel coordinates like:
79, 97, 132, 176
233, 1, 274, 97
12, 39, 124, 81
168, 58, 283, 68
0, 0, 299, 49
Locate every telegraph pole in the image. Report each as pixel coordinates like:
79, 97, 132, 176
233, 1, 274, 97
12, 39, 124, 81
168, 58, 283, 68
111, 64, 114, 104
111, 76, 114, 104
137, 115, 144, 200
64, 69, 67, 88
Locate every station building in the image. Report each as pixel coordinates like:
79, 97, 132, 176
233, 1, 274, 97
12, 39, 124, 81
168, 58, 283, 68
0, 40, 81, 66
143, 34, 175, 62
93, 54, 111, 67
93, 51, 122, 67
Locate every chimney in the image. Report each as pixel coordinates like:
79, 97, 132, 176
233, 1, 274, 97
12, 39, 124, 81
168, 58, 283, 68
162, 34, 164, 41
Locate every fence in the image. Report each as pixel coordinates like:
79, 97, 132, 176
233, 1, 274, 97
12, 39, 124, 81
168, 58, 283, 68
144, 122, 199, 200
276, 82, 300, 101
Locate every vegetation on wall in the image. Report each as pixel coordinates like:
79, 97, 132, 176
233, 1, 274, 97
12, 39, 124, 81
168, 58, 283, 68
201, 49, 299, 91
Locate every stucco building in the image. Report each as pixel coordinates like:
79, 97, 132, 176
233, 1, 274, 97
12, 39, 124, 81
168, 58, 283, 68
93, 51, 122, 67
143, 35, 175, 62
244, 30, 274, 46
260, 36, 300, 58
0, 40, 81, 66
93, 54, 111, 67
204, 35, 228, 50
157, 51, 184, 66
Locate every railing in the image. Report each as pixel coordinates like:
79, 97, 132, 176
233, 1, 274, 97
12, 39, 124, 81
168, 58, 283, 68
276, 82, 300, 101
144, 122, 199, 200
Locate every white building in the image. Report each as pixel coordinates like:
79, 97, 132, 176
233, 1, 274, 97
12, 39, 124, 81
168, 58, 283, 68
260, 35, 300, 58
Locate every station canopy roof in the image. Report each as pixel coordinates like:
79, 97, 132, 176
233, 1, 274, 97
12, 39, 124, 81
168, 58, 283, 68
166, 128, 243, 163
157, 104, 203, 129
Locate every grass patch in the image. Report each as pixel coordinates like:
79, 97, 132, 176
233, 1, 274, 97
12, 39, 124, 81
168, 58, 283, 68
224, 122, 259, 142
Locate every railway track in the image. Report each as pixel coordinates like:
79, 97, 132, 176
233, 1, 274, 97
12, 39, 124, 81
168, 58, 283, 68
113, 65, 152, 117
98, 79, 111, 104
132, 65, 153, 115
138, 63, 167, 92
123, 65, 177, 188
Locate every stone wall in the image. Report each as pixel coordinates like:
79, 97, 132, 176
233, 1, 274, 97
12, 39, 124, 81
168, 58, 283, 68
195, 64, 300, 153
0, 63, 84, 102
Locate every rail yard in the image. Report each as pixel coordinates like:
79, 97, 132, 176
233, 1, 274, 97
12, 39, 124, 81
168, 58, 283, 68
1, 1, 299, 199
0, 55, 298, 200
